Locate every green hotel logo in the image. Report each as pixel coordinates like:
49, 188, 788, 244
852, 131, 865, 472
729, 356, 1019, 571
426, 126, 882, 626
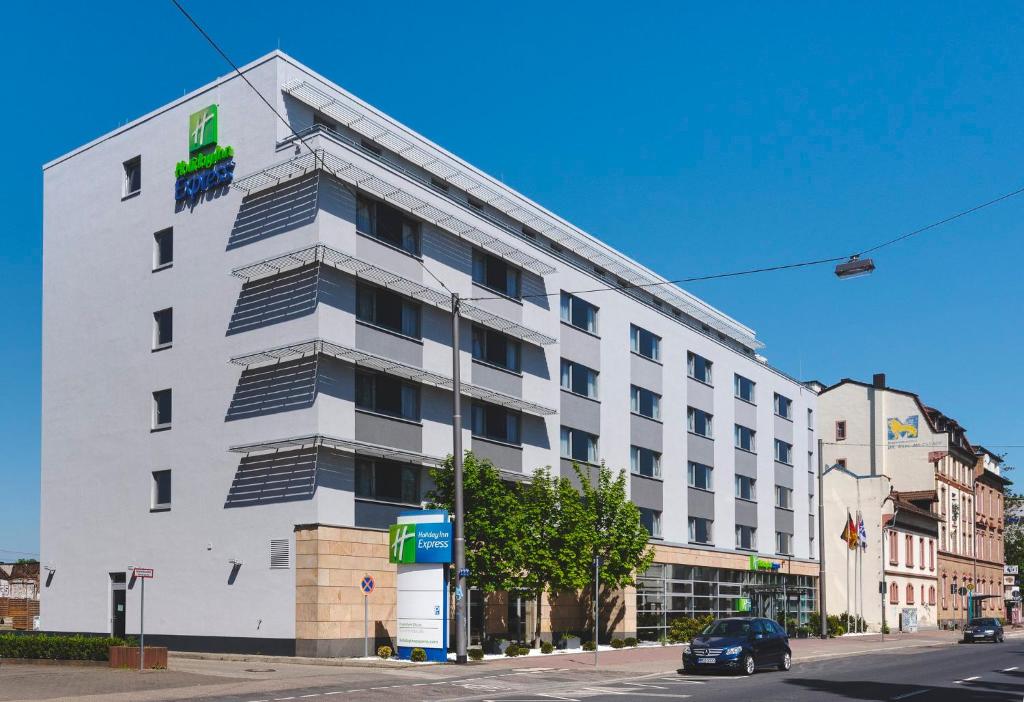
389, 524, 417, 564
189, 104, 218, 153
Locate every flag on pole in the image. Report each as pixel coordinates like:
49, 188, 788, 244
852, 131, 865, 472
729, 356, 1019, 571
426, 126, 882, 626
841, 511, 858, 549
857, 511, 867, 550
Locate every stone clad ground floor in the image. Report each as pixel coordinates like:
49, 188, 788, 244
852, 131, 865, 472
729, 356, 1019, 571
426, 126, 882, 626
295, 524, 819, 657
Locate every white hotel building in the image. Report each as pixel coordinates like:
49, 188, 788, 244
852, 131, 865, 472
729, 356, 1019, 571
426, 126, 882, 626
41, 52, 818, 655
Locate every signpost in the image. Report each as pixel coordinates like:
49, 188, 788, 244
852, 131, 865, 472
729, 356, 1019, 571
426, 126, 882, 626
360, 575, 375, 657
132, 568, 154, 671
390, 510, 453, 662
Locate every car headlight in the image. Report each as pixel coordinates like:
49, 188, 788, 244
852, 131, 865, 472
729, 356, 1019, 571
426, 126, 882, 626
725, 645, 743, 656
682, 643, 691, 655
985, 630, 995, 635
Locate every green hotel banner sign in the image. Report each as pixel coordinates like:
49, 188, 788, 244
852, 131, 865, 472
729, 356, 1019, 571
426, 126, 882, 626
749, 555, 782, 572
175, 103, 235, 202
189, 104, 218, 153
388, 522, 452, 564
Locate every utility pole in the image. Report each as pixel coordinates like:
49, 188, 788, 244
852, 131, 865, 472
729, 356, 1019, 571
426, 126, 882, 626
593, 555, 600, 667
817, 439, 827, 639
452, 293, 467, 665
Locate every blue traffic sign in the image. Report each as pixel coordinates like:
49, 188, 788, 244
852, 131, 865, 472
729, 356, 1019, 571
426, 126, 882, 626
360, 575, 375, 595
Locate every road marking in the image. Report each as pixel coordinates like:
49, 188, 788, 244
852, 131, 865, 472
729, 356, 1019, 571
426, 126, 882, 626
1004, 667, 1019, 672
955, 676, 980, 684
892, 691, 929, 700
323, 693, 346, 696
300, 695, 320, 699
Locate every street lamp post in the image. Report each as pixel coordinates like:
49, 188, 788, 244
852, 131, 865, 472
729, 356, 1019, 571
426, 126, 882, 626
817, 439, 827, 639
452, 293, 467, 665
880, 493, 899, 642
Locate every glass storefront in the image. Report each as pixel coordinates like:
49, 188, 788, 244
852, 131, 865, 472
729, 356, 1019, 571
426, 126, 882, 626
636, 563, 817, 641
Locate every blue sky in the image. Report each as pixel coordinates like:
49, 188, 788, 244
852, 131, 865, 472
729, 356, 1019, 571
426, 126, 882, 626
3, 2, 1022, 556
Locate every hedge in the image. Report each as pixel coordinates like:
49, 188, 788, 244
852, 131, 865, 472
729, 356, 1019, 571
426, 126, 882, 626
0, 633, 133, 661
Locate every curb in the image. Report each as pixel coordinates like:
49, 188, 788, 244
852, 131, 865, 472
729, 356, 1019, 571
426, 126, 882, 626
169, 651, 421, 669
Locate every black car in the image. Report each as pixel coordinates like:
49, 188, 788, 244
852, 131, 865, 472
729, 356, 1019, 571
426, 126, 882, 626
963, 617, 1004, 643
682, 616, 792, 675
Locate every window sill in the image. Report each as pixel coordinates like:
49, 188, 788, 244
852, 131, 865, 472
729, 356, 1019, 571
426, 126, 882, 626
561, 457, 600, 468
736, 496, 757, 504
630, 351, 662, 366
150, 506, 171, 513
775, 459, 794, 467
559, 320, 600, 339
354, 408, 422, 427
775, 506, 795, 513
687, 376, 714, 389
734, 396, 756, 407
774, 413, 793, 423
688, 431, 713, 441
631, 471, 663, 482
471, 282, 523, 306
472, 358, 522, 377
735, 447, 757, 456
122, 190, 141, 202
152, 343, 173, 353
152, 262, 173, 273
560, 388, 600, 403
689, 541, 714, 547
472, 434, 523, 450
631, 412, 663, 424
356, 229, 422, 260
355, 319, 423, 345
689, 485, 714, 494
354, 496, 422, 509
735, 546, 757, 553
151, 424, 172, 433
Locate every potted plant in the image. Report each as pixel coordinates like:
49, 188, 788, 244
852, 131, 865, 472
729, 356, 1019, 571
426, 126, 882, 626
557, 633, 581, 650
795, 626, 810, 639
484, 637, 512, 655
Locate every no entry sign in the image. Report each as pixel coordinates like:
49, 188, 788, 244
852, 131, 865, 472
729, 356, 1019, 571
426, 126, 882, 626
360, 575, 375, 595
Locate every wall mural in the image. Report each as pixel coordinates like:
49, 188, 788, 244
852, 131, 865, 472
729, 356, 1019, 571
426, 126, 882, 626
887, 415, 920, 441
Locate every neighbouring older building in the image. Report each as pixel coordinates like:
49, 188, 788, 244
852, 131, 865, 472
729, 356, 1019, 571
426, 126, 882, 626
971, 447, 1010, 620
817, 374, 1009, 630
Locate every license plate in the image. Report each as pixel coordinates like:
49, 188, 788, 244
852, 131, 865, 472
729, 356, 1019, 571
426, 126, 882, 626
697, 657, 716, 664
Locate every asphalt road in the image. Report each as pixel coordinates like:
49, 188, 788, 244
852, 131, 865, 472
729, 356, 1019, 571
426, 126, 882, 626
191, 639, 1024, 702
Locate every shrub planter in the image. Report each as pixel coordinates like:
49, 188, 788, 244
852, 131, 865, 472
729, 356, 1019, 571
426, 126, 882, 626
484, 638, 511, 655
108, 646, 168, 669
557, 636, 581, 650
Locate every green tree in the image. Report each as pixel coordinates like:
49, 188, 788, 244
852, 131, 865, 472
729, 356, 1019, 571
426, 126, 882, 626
1005, 492, 1024, 571
426, 452, 527, 593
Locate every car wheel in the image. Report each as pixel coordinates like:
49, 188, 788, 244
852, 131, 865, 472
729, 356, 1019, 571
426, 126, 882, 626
742, 654, 756, 676
779, 652, 792, 671
997, 635, 1004, 643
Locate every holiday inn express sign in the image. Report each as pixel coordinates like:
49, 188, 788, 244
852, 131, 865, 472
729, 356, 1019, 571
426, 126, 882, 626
174, 104, 236, 202
389, 522, 453, 564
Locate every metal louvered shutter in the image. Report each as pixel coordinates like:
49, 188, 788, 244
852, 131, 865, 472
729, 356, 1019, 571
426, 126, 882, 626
270, 539, 290, 569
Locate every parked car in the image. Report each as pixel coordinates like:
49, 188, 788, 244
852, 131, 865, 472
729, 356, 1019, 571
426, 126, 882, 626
962, 617, 1004, 643
681, 616, 792, 675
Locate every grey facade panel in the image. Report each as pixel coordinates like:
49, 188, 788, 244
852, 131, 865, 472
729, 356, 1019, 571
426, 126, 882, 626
735, 499, 758, 527
471, 437, 523, 473
354, 232, 425, 282
630, 354, 662, 394
354, 500, 407, 530
630, 414, 663, 452
734, 398, 757, 428
560, 390, 601, 435
630, 475, 663, 511
774, 414, 794, 442
354, 322, 424, 367
734, 448, 758, 478
354, 411, 422, 452
687, 434, 715, 466
471, 360, 522, 397
775, 508, 795, 534
470, 283, 523, 323
688, 487, 715, 520
774, 462, 794, 489
686, 378, 714, 412
559, 323, 601, 370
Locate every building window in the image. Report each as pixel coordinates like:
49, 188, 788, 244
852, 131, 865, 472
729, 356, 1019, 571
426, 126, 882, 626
836, 458, 848, 469
889, 582, 899, 604
560, 426, 598, 463
688, 407, 713, 438
356, 195, 420, 255
630, 385, 661, 420
355, 372, 420, 421
123, 156, 141, 197
734, 474, 756, 501
734, 374, 756, 403
355, 459, 420, 504
689, 517, 713, 544
807, 407, 813, 428
560, 292, 598, 334
942, 575, 947, 607
906, 584, 914, 604
905, 534, 914, 567
631, 446, 662, 478
630, 325, 661, 361
473, 404, 521, 444
775, 531, 793, 555
734, 424, 756, 452
472, 327, 520, 372
688, 461, 713, 491
153, 228, 173, 270
357, 284, 421, 338
639, 508, 662, 538
774, 393, 793, 419
889, 531, 898, 564
835, 420, 847, 441
152, 308, 173, 350
775, 485, 793, 510
919, 537, 925, 569
774, 439, 793, 465
152, 389, 172, 430
472, 250, 520, 299
430, 176, 449, 192
736, 525, 757, 550
151, 470, 171, 511
560, 359, 599, 398
687, 352, 713, 385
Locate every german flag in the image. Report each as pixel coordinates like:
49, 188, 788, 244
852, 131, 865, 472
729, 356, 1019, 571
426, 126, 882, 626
841, 512, 858, 549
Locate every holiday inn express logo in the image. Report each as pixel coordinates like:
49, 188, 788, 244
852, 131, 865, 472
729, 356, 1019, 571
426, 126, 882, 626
189, 105, 218, 153
389, 524, 417, 564
388, 521, 453, 564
